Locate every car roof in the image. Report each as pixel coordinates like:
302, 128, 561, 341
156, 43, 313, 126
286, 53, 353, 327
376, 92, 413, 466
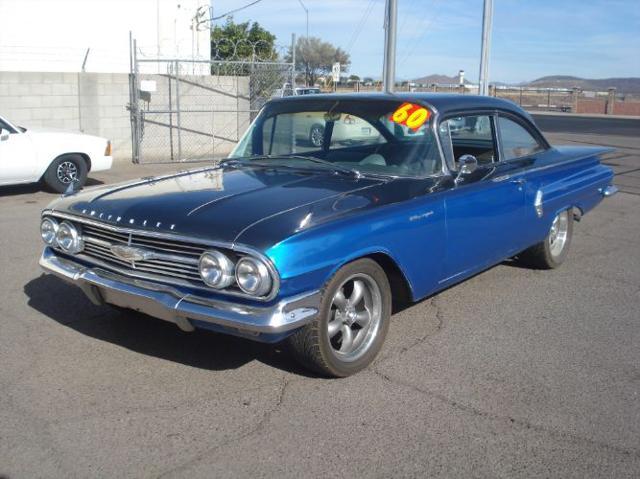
271, 92, 532, 121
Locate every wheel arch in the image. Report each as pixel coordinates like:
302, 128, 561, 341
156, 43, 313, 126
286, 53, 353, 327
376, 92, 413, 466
327, 250, 415, 308
364, 252, 414, 307
39, 152, 91, 180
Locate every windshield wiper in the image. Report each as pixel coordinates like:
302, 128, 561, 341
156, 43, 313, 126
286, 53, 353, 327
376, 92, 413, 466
222, 155, 362, 178
285, 155, 363, 178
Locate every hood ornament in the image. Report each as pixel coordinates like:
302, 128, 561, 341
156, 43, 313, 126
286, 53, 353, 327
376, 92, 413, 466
62, 178, 80, 197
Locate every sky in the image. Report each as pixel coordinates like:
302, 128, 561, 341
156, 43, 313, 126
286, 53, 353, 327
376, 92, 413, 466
209, 0, 640, 83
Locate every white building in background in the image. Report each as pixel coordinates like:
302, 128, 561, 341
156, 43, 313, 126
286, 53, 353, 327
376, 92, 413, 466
0, 0, 211, 74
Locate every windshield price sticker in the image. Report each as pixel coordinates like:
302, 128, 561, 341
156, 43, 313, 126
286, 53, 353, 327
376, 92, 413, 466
390, 103, 431, 131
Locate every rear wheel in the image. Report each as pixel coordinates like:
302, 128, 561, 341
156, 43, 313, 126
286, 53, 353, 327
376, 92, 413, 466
519, 209, 573, 269
287, 259, 391, 377
42, 154, 88, 193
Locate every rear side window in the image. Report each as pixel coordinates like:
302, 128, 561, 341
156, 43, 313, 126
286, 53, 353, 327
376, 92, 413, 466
498, 116, 544, 160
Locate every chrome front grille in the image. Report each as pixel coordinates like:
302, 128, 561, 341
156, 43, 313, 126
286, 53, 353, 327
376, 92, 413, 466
75, 222, 215, 288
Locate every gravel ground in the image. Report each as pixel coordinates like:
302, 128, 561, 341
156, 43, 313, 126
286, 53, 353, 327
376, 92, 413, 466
0, 132, 638, 478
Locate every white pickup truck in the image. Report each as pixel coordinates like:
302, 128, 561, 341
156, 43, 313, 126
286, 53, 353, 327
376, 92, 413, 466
0, 115, 113, 192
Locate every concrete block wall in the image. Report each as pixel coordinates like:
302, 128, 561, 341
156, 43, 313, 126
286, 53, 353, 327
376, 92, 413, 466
0, 72, 81, 132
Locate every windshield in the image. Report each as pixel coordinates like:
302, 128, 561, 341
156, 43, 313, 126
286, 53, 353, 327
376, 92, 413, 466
230, 99, 442, 177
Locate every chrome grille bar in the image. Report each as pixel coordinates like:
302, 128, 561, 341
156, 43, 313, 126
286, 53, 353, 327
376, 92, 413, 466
78, 221, 208, 287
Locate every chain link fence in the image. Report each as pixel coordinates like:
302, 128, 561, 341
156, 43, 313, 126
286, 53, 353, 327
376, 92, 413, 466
129, 39, 294, 164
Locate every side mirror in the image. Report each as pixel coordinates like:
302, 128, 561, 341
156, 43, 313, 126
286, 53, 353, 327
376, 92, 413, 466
0, 128, 10, 141
454, 154, 478, 184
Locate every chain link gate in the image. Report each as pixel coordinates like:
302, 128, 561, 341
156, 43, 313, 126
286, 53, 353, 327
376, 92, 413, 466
129, 38, 294, 164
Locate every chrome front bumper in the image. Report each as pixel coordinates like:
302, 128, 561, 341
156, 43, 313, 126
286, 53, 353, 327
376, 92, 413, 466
40, 248, 320, 340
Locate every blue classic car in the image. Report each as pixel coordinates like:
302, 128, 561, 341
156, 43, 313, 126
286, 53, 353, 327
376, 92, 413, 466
39, 93, 617, 377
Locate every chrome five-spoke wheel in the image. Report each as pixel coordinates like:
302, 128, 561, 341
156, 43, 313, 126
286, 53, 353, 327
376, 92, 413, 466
519, 208, 574, 269
327, 274, 382, 362
287, 258, 392, 377
548, 210, 569, 258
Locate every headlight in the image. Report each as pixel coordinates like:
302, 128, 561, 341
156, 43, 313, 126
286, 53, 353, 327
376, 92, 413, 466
55, 221, 84, 254
199, 250, 235, 289
40, 217, 59, 245
235, 257, 272, 296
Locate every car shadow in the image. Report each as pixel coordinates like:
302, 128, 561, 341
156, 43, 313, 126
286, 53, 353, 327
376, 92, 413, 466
24, 274, 316, 377
0, 178, 104, 197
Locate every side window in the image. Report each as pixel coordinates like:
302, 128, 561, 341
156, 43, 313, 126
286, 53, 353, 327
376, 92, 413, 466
440, 115, 496, 168
498, 116, 544, 160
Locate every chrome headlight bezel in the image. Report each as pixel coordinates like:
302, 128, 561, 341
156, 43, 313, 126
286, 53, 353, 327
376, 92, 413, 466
40, 217, 59, 246
55, 220, 84, 254
198, 250, 235, 289
235, 256, 273, 297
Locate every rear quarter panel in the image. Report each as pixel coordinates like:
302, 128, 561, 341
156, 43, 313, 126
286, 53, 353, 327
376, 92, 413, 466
522, 147, 614, 247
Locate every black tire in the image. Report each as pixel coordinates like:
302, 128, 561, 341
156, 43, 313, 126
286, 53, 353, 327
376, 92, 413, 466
518, 209, 574, 269
42, 154, 88, 193
309, 124, 325, 148
287, 258, 392, 377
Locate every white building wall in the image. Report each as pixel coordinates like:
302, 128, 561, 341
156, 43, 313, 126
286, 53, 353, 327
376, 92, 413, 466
0, 0, 210, 73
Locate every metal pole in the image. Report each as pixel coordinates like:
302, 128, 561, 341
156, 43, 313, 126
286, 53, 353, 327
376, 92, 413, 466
132, 37, 142, 163
478, 0, 493, 96
382, 0, 397, 93
174, 60, 183, 161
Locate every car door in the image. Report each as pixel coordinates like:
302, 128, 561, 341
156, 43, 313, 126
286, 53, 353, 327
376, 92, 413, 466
438, 113, 527, 284
0, 119, 38, 184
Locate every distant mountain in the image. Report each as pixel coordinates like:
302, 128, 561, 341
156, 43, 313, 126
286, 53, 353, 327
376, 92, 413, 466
525, 76, 640, 94
410, 73, 640, 93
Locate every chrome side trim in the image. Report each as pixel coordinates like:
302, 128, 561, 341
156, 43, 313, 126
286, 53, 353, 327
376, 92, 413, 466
40, 248, 320, 336
600, 185, 618, 197
42, 210, 281, 302
534, 190, 544, 218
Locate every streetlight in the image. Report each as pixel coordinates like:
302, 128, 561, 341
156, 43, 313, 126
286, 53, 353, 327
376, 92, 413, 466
297, 0, 309, 86
297, 0, 309, 41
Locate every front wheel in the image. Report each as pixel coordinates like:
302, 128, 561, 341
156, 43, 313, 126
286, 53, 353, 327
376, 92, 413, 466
287, 259, 391, 377
42, 154, 88, 193
519, 209, 574, 269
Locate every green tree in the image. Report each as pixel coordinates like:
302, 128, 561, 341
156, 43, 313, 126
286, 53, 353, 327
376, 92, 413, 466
211, 17, 277, 61
286, 36, 351, 86
348, 74, 361, 82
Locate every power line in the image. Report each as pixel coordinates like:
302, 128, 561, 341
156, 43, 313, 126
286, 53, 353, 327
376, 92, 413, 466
345, 0, 377, 55
211, 0, 266, 21
397, 0, 443, 68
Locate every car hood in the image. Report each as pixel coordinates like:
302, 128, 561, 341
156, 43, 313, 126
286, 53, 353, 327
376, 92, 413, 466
48, 166, 385, 245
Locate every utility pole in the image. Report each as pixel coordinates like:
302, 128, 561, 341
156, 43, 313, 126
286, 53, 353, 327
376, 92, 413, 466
382, 0, 397, 93
478, 0, 493, 96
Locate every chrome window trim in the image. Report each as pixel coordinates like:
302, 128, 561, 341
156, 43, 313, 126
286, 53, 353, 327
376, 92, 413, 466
43, 210, 281, 302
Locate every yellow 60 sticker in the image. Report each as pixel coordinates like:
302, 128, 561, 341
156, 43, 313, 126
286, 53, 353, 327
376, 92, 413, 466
390, 103, 431, 131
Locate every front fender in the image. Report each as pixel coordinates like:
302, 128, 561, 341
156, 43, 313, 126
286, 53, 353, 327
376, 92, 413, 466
265, 194, 447, 302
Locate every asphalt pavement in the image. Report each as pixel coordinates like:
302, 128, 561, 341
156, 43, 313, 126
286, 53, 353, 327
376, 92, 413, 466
0, 129, 638, 478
